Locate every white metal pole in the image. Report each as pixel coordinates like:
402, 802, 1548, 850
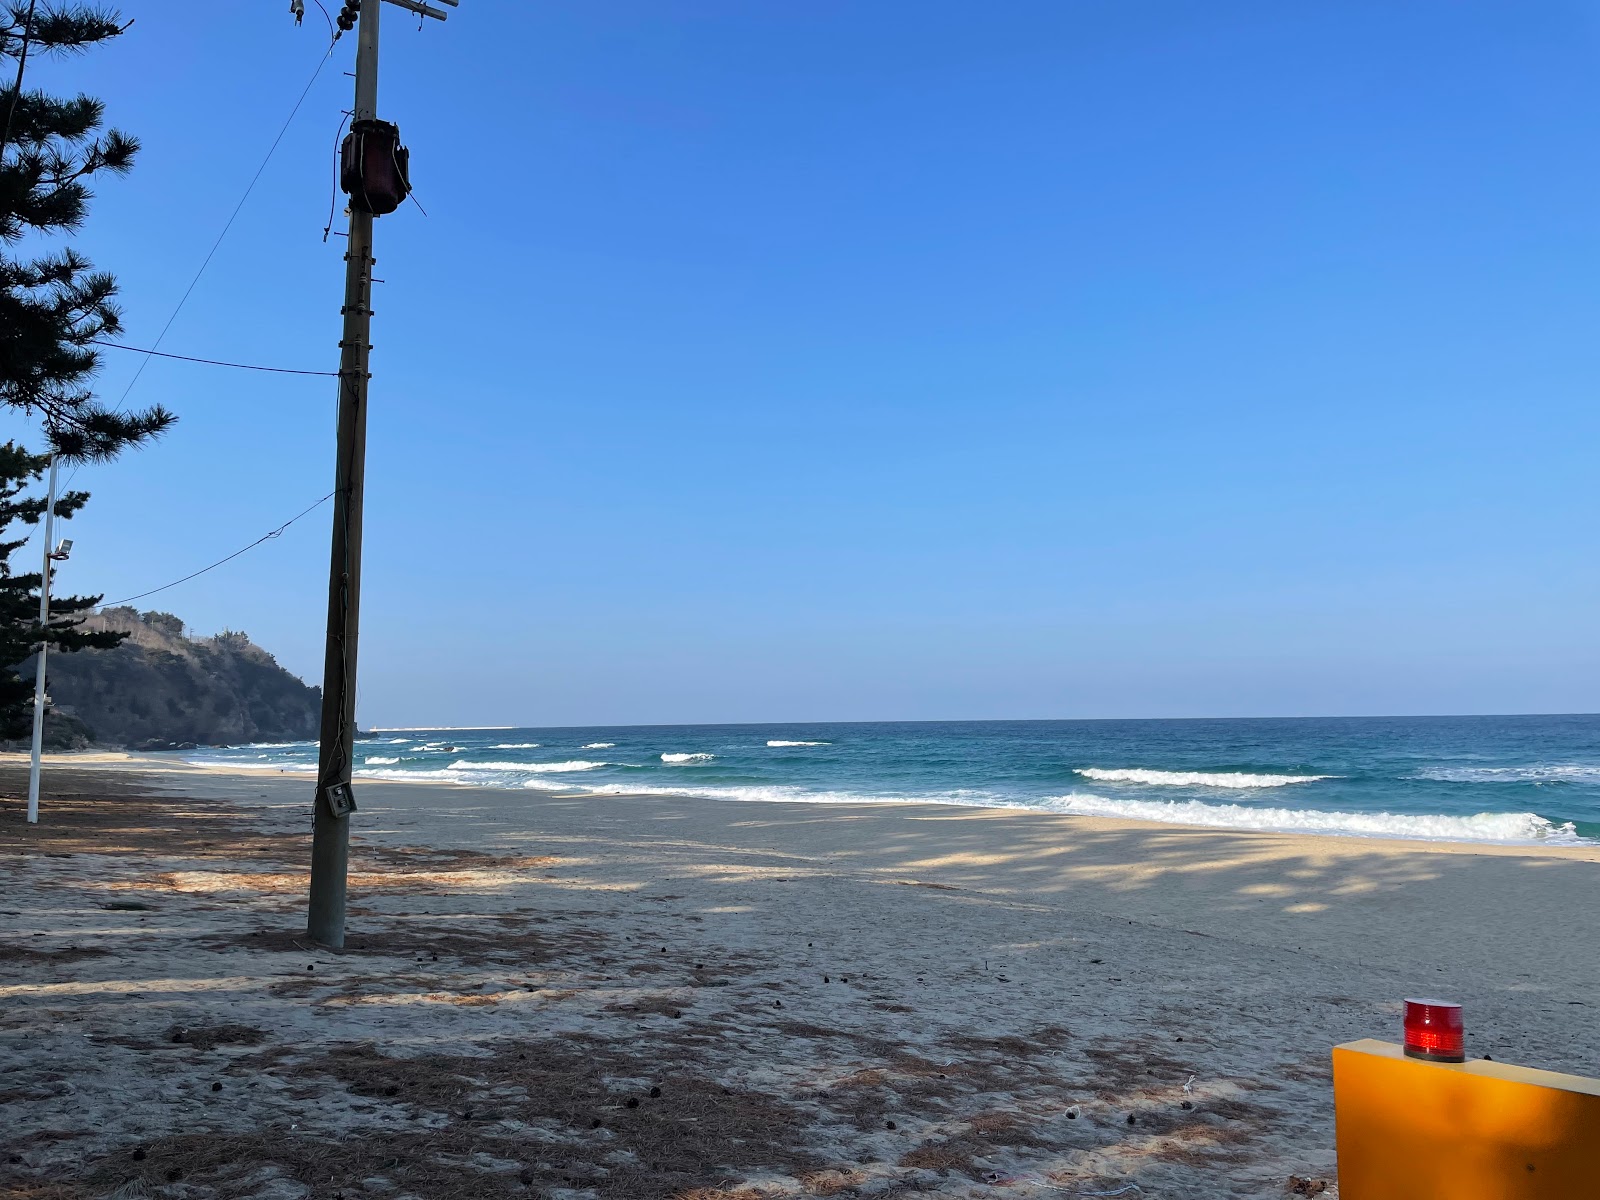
26, 453, 57, 824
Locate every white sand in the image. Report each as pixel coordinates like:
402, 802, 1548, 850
3, 753, 1598, 1198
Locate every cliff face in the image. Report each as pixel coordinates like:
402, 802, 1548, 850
36, 608, 321, 748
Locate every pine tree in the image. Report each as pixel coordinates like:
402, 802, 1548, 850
1, 3, 174, 460
0, 440, 122, 739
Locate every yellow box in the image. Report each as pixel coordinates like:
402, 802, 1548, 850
1332, 1038, 1600, 1198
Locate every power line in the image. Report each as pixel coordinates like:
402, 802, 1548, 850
66, 36, 342, 493
90, 339, 336, 377
308, 0, 337, 43
107, 40, 339, 415
322, 109, 353, 241
100, 491, 335, 608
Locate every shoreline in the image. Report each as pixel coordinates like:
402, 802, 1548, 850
19, 749, 1600, 859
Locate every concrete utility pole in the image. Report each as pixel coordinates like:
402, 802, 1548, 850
305, 0, 379, 948
307, 0, 455, 949
25, 453, 57, 825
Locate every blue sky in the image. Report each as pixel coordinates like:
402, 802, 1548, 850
14, 1, 1600, 725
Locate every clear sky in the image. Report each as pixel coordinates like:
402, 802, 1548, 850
14, 1, 1600, 726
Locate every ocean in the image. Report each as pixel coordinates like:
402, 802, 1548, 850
179, 714, 1600, 845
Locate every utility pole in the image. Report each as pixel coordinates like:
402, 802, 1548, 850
25, 453, 57, 825
305, 0, 378, 948
306, 0, 455, 949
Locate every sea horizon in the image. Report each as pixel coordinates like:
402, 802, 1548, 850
364, 710, 1600, 730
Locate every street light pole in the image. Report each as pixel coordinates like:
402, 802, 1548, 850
26, 453, 57, 824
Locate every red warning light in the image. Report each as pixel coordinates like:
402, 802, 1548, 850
1403, 998, 1465, 1063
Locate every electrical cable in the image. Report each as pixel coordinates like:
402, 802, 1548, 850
308, 0, 336, 43
100, 491, 335, 607
89, 338, 336, 377
65, 33, 342, 492
322, 109, 353, 241
105, 41, 338, 415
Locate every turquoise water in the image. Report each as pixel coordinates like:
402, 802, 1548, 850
181, 715, 1600, 845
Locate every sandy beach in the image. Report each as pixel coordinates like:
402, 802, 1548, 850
4, 754, 1599, 1199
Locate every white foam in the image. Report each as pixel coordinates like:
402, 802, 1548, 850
583, 742, 616, 749
580, 781, 983, 807
767, 740, 830, 747
364, 756, 401, 765
450, 759, 607, 773
183, 748, 1590, 849
355, 767, 471, 783
1076, 767, 1332, 789
1044, 791, 1585, 844
237, 741, 308, 750
491, 742, 542, 749
661, 752, 714, 763
189, 758, 316, 774
1418, 765, 1600, 785
370, 726, 516, 731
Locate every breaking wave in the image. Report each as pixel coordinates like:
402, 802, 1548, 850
661, 752, 715, 763
346, 764, 590, 791
363, 756, 401, 765
354, 767, 468, 783
768, 740, 830, 747
1076, 767, 1332, 788
583, 742, 616, 749
1045, 792, 1584, 844
578, 782, 997, 808
491, 743, 542, 750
